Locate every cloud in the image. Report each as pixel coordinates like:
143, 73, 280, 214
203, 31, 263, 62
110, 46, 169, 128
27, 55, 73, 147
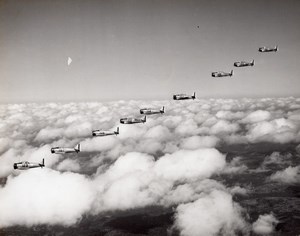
180, 135, 220, 150
92, 148, 226, 212
56, 159, 81, 172
0, 169, 96, 227
252, 213, 279, 235
34, 127, 64, 143
269, 166, 300, 184
0, 137, 11, 154
242, 110, 271, 123
81, 136, 119, 153
144, 125, 172, 141
229, 186, 249, 196
154, 149, 225, 182
246, 118, 298, 143
1, 97, 300, 229
216, 110, 245, 120
222, 156, 248, 174
262, 152, 293, 167
211, 120, 240, 135
0, 149, 17, 178
173, 190, 248, 236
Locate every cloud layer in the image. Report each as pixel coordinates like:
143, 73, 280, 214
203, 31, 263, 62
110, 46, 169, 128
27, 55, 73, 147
0, 97, 300, 234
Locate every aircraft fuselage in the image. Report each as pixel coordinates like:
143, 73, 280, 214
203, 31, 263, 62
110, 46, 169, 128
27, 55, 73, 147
234, 61, 254, 67
120, 117, 146, 124
51, 147, 79, 154
92, 130, 116, 136
211, 71, 233, 77
140, 109, 163, 115
14, 160, 44, 170
258, 46, 278, 52
173, 93, 195, 100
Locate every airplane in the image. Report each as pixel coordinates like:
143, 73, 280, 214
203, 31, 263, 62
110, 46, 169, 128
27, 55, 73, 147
13, 159, 45, 170
258, 45, 278, 52
92, 127, 119, 136
120, 116, 146, 124
51, 144, 80, 154
140, 106, 165, 115
212, 70, 233, 78
234, 60, 255, 67
173, 92, 196, 100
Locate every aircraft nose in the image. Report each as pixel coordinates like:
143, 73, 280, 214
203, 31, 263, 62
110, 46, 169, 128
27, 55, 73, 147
92, 133, 96, 136
13, 164, 17, 169
51, 149, 54, 153
173, 95, 176, 99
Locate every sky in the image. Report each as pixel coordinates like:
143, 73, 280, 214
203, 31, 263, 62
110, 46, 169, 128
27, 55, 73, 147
0, 0, 300, 103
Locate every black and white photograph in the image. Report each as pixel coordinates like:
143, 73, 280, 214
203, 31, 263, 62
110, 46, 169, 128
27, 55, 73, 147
0, 0, 300, 235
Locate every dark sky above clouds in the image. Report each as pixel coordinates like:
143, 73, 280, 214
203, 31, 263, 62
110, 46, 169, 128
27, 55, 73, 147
0, 0, 300, 103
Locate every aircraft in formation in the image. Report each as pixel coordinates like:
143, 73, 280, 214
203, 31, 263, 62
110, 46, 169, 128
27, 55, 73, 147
259, 45, 278, 52
120, 116, 147, 124
234, 60, 255, 67
213, 45, 277, 77
14, 159, 45, 170
212, 70, 233, 78
13, 43, 279, 171
92, 127, 119, 136
51, 144, 80, 154
140, 106, 165, 115
173, 92, 196, 100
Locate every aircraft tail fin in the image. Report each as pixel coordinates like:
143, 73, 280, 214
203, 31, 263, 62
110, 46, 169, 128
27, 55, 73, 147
252, 60, 255, 66
75, 144, 80, 153
230, 70, 234, 76
41, 158, 45, 168
115, 127, 119, 135
143, 116, 146, 123
160, 106, 165, 113
275, 45, 278, 51
192, 92, 196, 99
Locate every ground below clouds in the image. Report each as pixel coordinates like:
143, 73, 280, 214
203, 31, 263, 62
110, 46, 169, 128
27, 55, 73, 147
1, 143, 300, 236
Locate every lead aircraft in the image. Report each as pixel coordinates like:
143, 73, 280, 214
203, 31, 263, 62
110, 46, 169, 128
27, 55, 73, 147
14, 159, 45, 170
51, 144, 80, 154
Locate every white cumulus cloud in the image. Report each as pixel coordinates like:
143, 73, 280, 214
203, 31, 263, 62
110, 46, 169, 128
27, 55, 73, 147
252, 213, 279, 235
174, 190, 248, 236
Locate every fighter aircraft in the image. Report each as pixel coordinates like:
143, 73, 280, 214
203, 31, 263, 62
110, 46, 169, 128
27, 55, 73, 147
140, 106, 165, 115
212, 70, 233, 78
120, 116, 146, 124
51, 144, 80, 154
13, 159, 45, 170
173, 92, 196, 100
234, 60, 255, 67
92, 127, 119, 136
258, 45, 278, 52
